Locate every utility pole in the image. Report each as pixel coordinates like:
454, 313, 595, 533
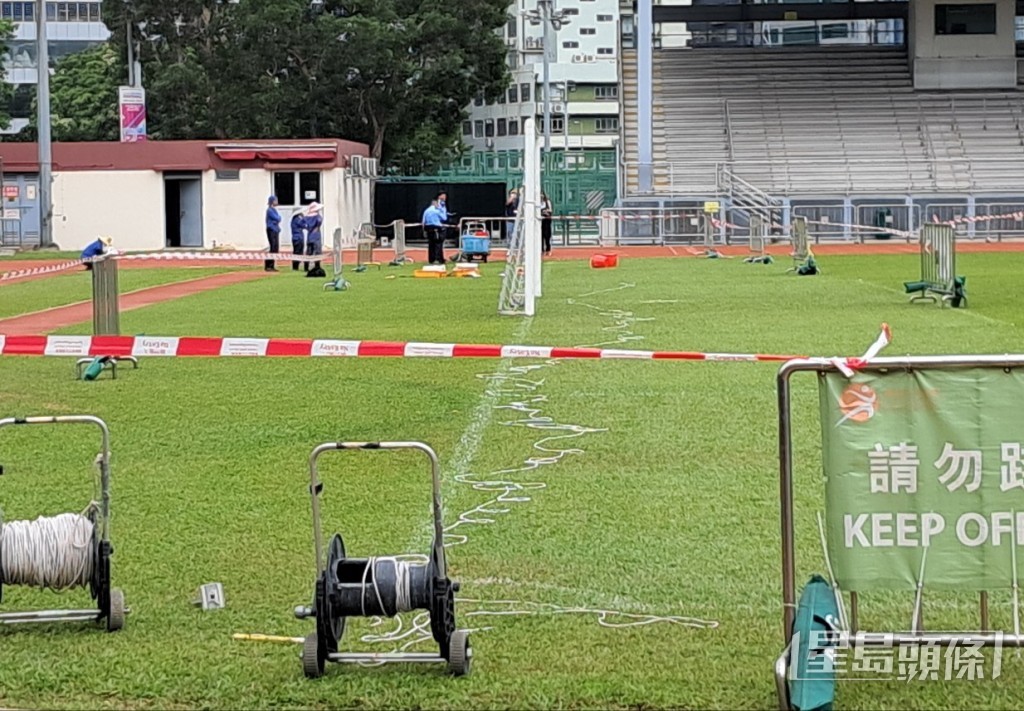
524, 0, 569, 157
36, 0, 53, 247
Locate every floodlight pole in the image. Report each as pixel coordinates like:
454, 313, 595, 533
36, 0, 53, 248
541, 0, 553, 155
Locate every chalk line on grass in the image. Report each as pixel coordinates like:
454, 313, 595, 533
349, 282, 718, 659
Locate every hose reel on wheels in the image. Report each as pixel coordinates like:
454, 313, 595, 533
294, 441, 471, 677
0, 416, 127, 631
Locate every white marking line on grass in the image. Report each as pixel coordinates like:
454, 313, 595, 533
352, 282, 717, 660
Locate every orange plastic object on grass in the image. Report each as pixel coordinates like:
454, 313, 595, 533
590, 253, 619, 269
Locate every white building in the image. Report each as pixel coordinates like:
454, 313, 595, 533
460, 0, 623, 154
1, 1, 112, 134
0, 139, 374, 252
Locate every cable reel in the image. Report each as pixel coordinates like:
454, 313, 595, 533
294, 441, 471, 678
0, 416, 127, 631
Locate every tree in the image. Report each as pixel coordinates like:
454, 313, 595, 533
102, 0, 510, 170
0, 19, 14, 131
47, 44, 122, 141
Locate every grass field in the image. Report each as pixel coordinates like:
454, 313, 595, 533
1, 252, 1023, 709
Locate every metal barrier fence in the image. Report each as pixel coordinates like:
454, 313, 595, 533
917, 223, 957, 298
91, 255, 120, 336
975, 202, 1024, 241
598, 207, 705, 246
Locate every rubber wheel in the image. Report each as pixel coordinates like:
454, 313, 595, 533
447, 629, 472, 677
303, 633, 325, 679
106, 588, 126, 632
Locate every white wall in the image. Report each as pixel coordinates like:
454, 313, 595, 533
52, 170, 165, 252
203, 169, 272, 250
909, 0, 1017, 89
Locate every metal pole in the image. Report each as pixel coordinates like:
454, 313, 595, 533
36, 0, 53, 248
541, 0, 552, 155
126, 17, 135, 87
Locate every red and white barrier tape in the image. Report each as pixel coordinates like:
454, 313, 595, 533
0, 259, 85, 282
0, 324, 891, 369
0, 334, 804, 361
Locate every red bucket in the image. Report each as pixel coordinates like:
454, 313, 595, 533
590, 253, 619, 269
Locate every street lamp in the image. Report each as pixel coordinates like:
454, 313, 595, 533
521, 0, 570, 156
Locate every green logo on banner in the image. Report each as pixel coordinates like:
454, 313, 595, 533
819, 368, 1024, 592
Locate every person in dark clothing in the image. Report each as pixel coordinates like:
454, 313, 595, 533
265, 195, 282, 272
290, 209, 307, 271
540, 192, 553, 256
304, 202, 324, 276
503, 189, 519, 242
422, 199, 446, 265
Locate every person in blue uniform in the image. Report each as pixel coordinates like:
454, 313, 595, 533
290, 209, 307, 271
304, 202, 325, 277
265, 195, 282, 272
81, 235, 113, 271
422, 198, 446, 265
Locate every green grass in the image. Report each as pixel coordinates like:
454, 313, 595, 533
0, 268, 232, 321
1, 253, 1023, 709
0, 250, 83, 261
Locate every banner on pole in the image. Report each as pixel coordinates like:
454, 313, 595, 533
118, 87, 147, 143
819, 368, 1024, 592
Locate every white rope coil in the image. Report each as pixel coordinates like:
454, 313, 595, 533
0, 512, 95, 591
359, 556, 417, 617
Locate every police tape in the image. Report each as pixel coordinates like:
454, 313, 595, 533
0, 259, 86, 282
0, 334, 807, 362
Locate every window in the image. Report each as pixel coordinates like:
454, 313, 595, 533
520, 83, 531, 102
506, 17, 517, 38
508, 85, 518, 103
548, 116, 565, 133
509, 119, 520, 136
595, 117, 619, 134
473, 120, 484, 138
821, 23, 849, 40
497, 91, 505, 104
563, 7, 579, 14
485, 120, 494, 137
473, 94, 484, 107
594, 85, 619, 100
596, 47, 614, 55
935, 3, 997, 34
273, 172, 296, 206
781, 26, 817, 45
563, 40, 579, 48
580, 27, 596, 35
215, 169, 240, 182
462, 121, 472, 136
497, 118, 507, 137
597, 14, 613, 21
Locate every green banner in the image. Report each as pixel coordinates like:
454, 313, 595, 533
819, 367, 1024, 591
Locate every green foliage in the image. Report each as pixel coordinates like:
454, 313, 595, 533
0, 19, 13, 130
102, 0, 510, 168
47, 44, 122, 141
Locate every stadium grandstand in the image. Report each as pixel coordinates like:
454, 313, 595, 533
618, 0, 1024, 241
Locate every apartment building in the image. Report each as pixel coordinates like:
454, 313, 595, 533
460, 0, 624, 154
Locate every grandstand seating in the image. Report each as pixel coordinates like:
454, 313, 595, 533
624, 46, 1024, 197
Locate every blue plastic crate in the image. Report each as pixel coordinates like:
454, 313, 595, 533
462, 236, 491, 255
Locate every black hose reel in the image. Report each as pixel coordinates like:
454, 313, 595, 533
294, 441, 471, 677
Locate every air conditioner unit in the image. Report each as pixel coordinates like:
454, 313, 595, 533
366, 159, 379, 178
572, 54, 584, 63
505, 37, 517, 48
350, 155, 364, 176
585, 54, 595, 62
552, 103, 565, 114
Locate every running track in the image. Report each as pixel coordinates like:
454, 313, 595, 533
2, 240, 1023, 334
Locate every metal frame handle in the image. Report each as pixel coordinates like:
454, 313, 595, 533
308, 441, 445, 579
0, 415, 112, 542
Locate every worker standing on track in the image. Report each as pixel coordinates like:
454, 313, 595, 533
422, 198, 446, 265
265, 195, 281, 272
290, 208, 307, 271
304, 202, 325, 277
